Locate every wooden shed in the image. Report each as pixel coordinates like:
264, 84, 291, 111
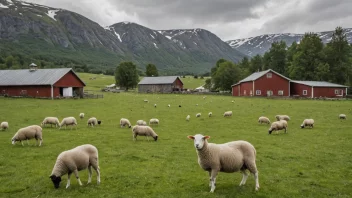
138, 76, 183, 93
290, 81, 348, 98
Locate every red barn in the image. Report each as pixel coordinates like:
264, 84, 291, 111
232, 69, 291, 97
290, 81, 348, 98
0, 67, 86, 99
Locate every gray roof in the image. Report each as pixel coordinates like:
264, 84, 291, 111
0, 68, 86, 86
138, 76, 183, 85
232, 69, 291, 86
291, 81, 348, 88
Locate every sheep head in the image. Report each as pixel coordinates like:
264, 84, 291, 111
187, 134, 210, 150
49, 175, 62, 189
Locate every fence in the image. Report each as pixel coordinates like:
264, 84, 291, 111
83, 90, 104, 99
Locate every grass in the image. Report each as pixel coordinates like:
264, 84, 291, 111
0, 74, 351, 198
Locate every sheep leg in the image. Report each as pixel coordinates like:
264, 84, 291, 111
66, 173, 72, 189
91, 165, 101, 185
253, 172, 260, 191
210, 169, 218, 193
39, 139, 42, 146
239, 170, 249, 186
73, 169, 83, 186
87, 166, 92, 184
208, 171, 212, 187
21, 141, 24, 146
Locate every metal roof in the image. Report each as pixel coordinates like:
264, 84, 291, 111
138, 76, 183, 85
232, 69, 291, 86
291, 81, 348, 88
0, 68, 86, 86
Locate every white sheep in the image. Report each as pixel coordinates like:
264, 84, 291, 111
223, 111, 233, 117
11, 125, 43, 146
187, 134, 259, 193
168, 104, 170, 107
275, 115, 290, 121
132, 125, 158, 141
79, 113, 84, 119
59, 117, 77, 130
268, 120, 288, 134
144, 99, 149, 103
208, 112, 212, 117
49, 144, 100, 189
1, 121, 9, 130
149, 118, 159, 125
186, 115, 190, 121
339, 114, 346, 119
41, 117, 60, 128
154, 104, 157, 108
120, 118, 132, 128
196, 113, 201, 118
301, 119, 314, 129
87, 117, 98, 127
136, 120, 147, 126
258, 116, 270, 124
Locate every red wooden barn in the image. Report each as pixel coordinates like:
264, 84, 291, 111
290, 81, 348, 98
0, 66, 86, 99
232, 69, 291, 97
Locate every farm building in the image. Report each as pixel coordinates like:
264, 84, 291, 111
290, 81, 348, 98
0, 64, 86, 99
138, 76, 183, 93
232, 69, 291, 97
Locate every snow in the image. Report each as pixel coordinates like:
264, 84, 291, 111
0, 3, 9, 8
19, 13, 22, 15
37, 15, 42, 17
46, 10, 59, 21
110, 28, 122, 42
231, 37, 252, 47
6, 0, 13, 5
150, 34, 155, 39
103, 26, 111, 30
193, 42, 197, 45
122, 21, 130, 24
165, 36, 172, 40
153, 43, 158, 49
20, 2, 31, 6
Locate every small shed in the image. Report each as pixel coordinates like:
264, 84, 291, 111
195, 85, 209, 92
290, 81, 348, 98
138, 76, 183, 93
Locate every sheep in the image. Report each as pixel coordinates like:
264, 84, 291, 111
168, 104, 171, 107
301, 119, 314, 129
97, 120, 102, 125
1, 121, 9, 130
179, 105, 182, 107
144, 99, 149, 103
154, 104, 157, 108
275, 115, 290, 121
87, 117, 98, 127
49, 144, 100, 189
79, 113, 84, 119
59, 117, 77, 130
208, 112, 212, 117
268, 120, 288, 134
223, 111, 232, 117
120, 118, 132, 128
11, 125, 42, 146
149, 118, 159, 125
339, 114, 346, 119
41, 117, 60, 128
196, 113, 201, 118
258, 116, 270, 124
186, 115, 190, 121
132, 125, 158, 141
136, 120, 147, 126
187, 134, 259, 193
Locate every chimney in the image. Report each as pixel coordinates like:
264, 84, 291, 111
29, 63, 38, 72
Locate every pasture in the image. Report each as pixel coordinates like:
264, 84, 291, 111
0, 74, 351, 198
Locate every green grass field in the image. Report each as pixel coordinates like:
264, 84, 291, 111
0, 73, 351, 198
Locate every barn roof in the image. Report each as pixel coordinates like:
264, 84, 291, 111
138, 76, 183, 85
291, 81, 348, 88
0, 68, 86, 86
232, 69, 291, 86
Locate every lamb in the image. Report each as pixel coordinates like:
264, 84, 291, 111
223, 111, 233, 117
120, 118, 132, 128
186, 115, 190, 121
149, 118, 159, 125
1, 121, 9, 130
196, 113, 201, 118
87, 117, 98, 127
258, 116, 270, 124
300, 119, 314, 129
187, 134, 259, 193
11, 125, 43, 146
275, 115, 290, 121
41, 117, 60, 128
132, 125, 158, 141
268, 120, 288, 134
59, 117, 77, 130
49, 144, 100, 189
136, 120, 147, 126
79, 113, 84, 119
339, 114, 346, 119
208, 112, 212, 117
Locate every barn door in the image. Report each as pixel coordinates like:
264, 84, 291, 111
267, 90, 273, 96
63, 87, 73, 97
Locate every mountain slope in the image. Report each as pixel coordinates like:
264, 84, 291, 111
226, 28, 352, 57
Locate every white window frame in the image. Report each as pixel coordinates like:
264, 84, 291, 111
335, 89, 343, 96
266, 73, 272, 78
278, 90, 284, 96
256, 90, 261, 95
303, 90, 307, 95
244, 90, 246, 95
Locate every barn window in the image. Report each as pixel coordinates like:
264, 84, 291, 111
278, 90, 284, 96
303, 90, 307, 95
266, 73, 272, 78
335, 89, 342, 95
244, 90, 247, 95
256, 90, 261, 95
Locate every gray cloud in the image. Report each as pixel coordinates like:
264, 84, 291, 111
25, 0, 352, 41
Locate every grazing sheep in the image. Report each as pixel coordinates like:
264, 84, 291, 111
208, 112, 212, 117
49, 144, 100, 189
154, 104, 157, 108
223, 111, 233, 117
1, 121, 9, 130
258, 116, 270, 124
136, 120, 147, 126
196, 113, 201, 118
79, 113, 84, 119
301, 119, 314, 129
168, 104, 170, 107
339, 114, 346, 119
275, 115, 290, 121
186, 115, 190, 121
59, 117, 77, 130
187, 134, 259, 193
87, 117, 98, 127
11, 125, 43, 146
268, 120, 288, 134
120, 118, 132, 128
132, 125, 158, 141
41, 117, 60, 128
196, 104, 198, 106
144, 99, 149, 103
149, 118, 159, 125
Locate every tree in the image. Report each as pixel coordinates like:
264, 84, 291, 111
5, 56, 14, 68
212, 61, 242, 91
267, 41, 288, 75
115, 61, 139, 91
211, 58, 227, 76
249, 55, 263, 73
145, 64, 158, 77
204, 78, 212, 90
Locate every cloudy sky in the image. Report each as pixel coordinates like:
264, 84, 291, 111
25, 0, 352, 41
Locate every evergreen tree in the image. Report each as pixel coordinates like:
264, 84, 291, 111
212, 61, 242, 91
115, 61, 139, 91
267, 41, 287, 75
5, 56, 14, 68
145, 64, 159, 77
249, 55, 263, 73
262, 51, 271, 70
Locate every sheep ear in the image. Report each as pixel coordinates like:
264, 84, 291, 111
204, 136, 210, 139
187, 135, 194, 139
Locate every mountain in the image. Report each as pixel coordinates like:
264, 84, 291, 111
0, 0, 245, 75
226, 28, 352, 57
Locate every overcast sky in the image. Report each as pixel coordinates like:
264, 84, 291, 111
25, 0, 352, 41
